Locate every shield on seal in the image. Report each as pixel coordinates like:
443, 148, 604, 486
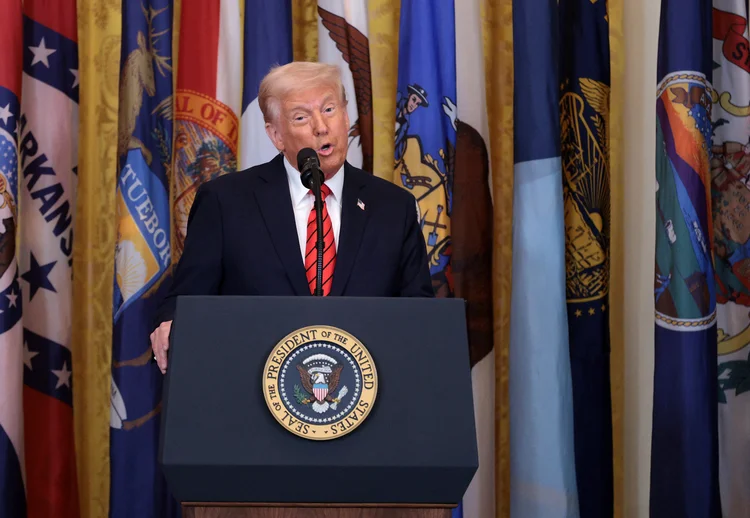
313, 383, 328, 402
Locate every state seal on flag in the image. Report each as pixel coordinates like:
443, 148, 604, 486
262, 325, 377, 441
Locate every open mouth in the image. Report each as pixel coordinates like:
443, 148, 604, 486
319, 143, 334, 156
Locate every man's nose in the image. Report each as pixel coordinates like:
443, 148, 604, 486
312, 111, 329, 135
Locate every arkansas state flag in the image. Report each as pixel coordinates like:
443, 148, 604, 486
19, 1, 80, 516
0, 1, 27, 516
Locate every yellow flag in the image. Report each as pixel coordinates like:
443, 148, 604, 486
608, 1, 624, 516
483, 0, 514, 517
367, 0, 399, 180
292, 0, 318, 62
73, 1, 121, 517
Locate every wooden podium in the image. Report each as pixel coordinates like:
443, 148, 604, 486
159, 296, 477, 517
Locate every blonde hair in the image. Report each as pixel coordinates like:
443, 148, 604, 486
258, 61, 347, 123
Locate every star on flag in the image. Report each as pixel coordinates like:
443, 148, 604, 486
29, 37, 56, 67
51, 361, 72, 389
21, 252, 57, 300
0, 103, 11, 125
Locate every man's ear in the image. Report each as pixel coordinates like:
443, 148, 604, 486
265, 122, 284, 151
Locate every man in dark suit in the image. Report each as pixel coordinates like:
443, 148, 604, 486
151, 61, 433, 372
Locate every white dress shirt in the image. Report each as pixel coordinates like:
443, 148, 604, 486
284, 156, 344, 261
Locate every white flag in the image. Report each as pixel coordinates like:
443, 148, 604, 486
712, 1, 750, 515
317, 0, 373, 172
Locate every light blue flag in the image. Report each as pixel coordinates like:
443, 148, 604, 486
511, 0, 580, 515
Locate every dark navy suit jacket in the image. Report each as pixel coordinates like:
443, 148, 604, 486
153, 154, 433, 328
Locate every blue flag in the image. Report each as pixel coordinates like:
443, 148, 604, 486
652, 0, 721, 516
558, 0, 613, 515
511, 0, 580, 515
110, 1, 179, 517
393, 0, 458, 514
239, 0, 292, 169
394, 0, 456, 297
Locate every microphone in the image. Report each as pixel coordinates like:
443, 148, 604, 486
297, 148, 325, 296
297, 147, 324, 190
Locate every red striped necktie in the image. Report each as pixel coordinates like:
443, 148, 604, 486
305, 184, 336, 296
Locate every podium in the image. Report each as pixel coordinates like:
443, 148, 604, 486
159, 296, 478, 518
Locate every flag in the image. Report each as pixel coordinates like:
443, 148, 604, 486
558, 0, 613, 516
393, 0, 458, 514
511, 0, 580, 515
238, 0, 292, 170
109, 1, 179, 517
174, 0, 241, 262
452, 0, 494, 516
711, 1, 750, 516
0, 0, 26, 516
19, 0, 80, 516
317, 0, 373, 173
652, 0, 721, 515
394, 0, 456, 298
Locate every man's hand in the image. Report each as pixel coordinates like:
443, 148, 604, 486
150, 320, 172, 374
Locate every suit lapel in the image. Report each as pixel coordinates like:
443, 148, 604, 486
331, 164, 369, 296
254, 155, 310, 296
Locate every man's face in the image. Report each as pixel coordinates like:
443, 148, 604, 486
266, 84, 350, 179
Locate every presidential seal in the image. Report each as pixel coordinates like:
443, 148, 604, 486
262, 325, 378, 440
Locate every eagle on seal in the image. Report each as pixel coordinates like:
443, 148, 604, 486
297, 363, 343, 407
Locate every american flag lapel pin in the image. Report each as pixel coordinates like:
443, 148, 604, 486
357, 199, 365, 211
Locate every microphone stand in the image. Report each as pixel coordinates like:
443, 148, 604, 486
310, 168, 324, 296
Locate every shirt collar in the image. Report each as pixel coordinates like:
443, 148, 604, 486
284, 155, 344, 207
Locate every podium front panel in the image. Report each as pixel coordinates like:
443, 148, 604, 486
160, 296, 478, 505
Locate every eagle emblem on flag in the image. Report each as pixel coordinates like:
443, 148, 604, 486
317, 4, 373, 173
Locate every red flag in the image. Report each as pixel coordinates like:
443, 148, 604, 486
173, 0, 241, 262
0, 1, 27, 517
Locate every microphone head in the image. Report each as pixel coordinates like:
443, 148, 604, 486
297, 147, 319, 172
297, 148, 322, 189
